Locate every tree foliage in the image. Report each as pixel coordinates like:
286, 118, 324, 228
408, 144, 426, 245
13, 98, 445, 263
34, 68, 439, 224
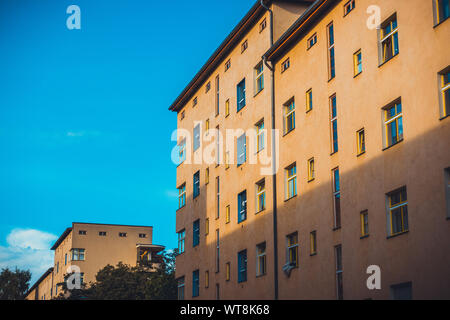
0, 267, 31, 300
56, 250, 177, 300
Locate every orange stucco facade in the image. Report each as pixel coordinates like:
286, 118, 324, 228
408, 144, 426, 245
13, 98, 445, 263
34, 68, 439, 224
172, 0, 450, 300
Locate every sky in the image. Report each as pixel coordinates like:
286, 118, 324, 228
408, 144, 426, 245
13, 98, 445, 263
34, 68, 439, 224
0, 0, 256, 283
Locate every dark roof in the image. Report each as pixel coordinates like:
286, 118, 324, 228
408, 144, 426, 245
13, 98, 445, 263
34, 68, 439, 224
50, 227, 72, 250
264, 0, 336, 62
25, 267, 54, 298
168, 0, 314, 113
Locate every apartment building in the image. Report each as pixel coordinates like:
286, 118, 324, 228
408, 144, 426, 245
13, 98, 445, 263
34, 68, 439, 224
170, 0, 450, 300
25, 222, 164, 300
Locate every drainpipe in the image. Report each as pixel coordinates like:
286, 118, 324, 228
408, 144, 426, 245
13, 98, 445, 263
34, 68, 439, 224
261, 0, 278, 301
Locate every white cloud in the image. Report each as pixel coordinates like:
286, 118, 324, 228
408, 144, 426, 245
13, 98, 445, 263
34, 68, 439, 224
0, 229, 57, 284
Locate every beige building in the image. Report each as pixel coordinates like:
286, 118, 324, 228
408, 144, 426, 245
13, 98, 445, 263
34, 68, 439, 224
25, 222, 164, 300
171, 0, 450, 300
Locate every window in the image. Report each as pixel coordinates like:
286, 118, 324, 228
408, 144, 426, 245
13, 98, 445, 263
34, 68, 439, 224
177, 229, 185, 254
379, 14, 399, 65
178, 183, 186, 209
177, 277, 185, 300
332, 168, 341, 229
215, 125, 220, 166
256, 242, 266, 276
99, 231, 106, 236
226, 205, 231, 224
387, 187, 408, 236
193, 97, 198, 107
335, 245, 343, 300
78, 230, 86, 235
256, 120, 265, 152
310, 231, 317, 255
205, 119, 209, 132
119, 232, 127, 237
225, 59, 231, 72
330, 94, 338, 153
216, 176, 220, 219
65, 253, 67, 265
215, 75, 220, 116
360, 210, 369, 237
355, 128, 365, 156
226, 262, 230, 281
225, 99, 230, 117
237, 134, 246, 166
327, 22, 336, 79
383, 100, 403, 148
256, 179, 266, 213
353, 49, 362, 76
237, 79, 246, 111
193, 220, 200, 247
281, 58, 290, 72
238, 250, 247, 283
259, 18, 266, 32
445, 168, 450, 219
391, 282, 412, 300
286, 163, 297, 199
56, 262, 59, 273
205, 168, 209, 184
180, 110, 185, 121
434, 0, 449, 25
193, 171, 200, 198
307, 158, 315, 182
71, 248, 85, 261
439, 69, 450, 118
206, 81, 211, 93
344, 0, 355, 16
255, 62, 264, 94
306, 89, 313, 112
205, 218, 209, 236
307, 33, 317, 49
178, 138, 186, 163
215, 229, 220, 272
286, 232, 298, 267
193, 124, 200, 151
284, 99, 295, 134
139, 233, 147, 238
192, 270, 199, 298
205, 271, 209, 288
238, 190, 247, 223
225, 151, 230, 169
216, 283, 220, 300
241, 40, 248, 53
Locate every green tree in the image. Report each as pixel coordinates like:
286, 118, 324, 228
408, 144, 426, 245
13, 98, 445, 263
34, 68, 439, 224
0, 267, 31, 300
56, 250, 177, 300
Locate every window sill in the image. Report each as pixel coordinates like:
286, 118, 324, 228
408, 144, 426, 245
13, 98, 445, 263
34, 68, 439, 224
357, 151, 366, 158
328, 76, 335, 83
256, 273, 267, 278
378, 53, 399, 68
284, 194, 297, 202
360, 234, 369, 240
382, 139, 403, 151
176, 206, 185, 213
310, 252, 317, 257
307, 178, 315, 183
255, 208, 266, 215
387, 230, 409, 239
330, 151, 338, 156
353, 71, 362, 78
283, 129, 295, 137
305, 108, 313, 114
254, 88, 264, 98
439, 114, 450, 121
332, 226, 341, 231
433, 16, 449, 28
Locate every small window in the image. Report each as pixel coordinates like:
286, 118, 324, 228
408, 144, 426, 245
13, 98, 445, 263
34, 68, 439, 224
193, 219, 200, 247
99, 231, 106, 236
256, 119, 265, 152
330, 94, 338, 153
226, 205, 231, 224
205, 218, 209, 236
241, 40, 248, 53
225, 99, 230, 117
237, 250, 247, 283
439, 68, 450, 118
178, 138, 186, 163
286, 232, 298, 267
178, 183, 186, 209
327, 22, 336, 80
225, 151, 230, 169
206, 81, 211, 93
284, 98, 295, 134
215, 75, 220, 116
71, 248, 85, 261
177, 229, 185, 254
306, 89, 313, 112
344, 0, 355, 16
360, 210, 369, 237
357, 128, 366, 155
193, 97, 198, 107
205, 168, 209, 185
286, 163, 297, 199
353, 49, 362, 76
237, 134, 246, 166
177, 277, 185, 300
307, 158, 315, 182
335, 245, 343, 300
281, 58, 290, 72
139, 233, 147, 238
332, 167, 341, 229
226, 262, 230, 281
434, 0, 450, 25
78, 230, 86, 235
310, 231, 317, 255
205, 271, 209, 288
205, 119, 210, 133
259, 18, 267, 32
192, 270, 199, 298
445, 168, 450, 219
237, 79, 246, 111
119, 232, 127, 237
379, 14, 399, 65
307, 33, 317, 49
180, 110, 185, 121
387, 187, 408, 236
383, 99, 403, 148
256, 242, 266, 276
193, 171, 200, 198
225, 59, 231, 72
238, 190, 247, 223
254, 62, 264, 94
256, 179, 266, 213
193, 123, 200, 151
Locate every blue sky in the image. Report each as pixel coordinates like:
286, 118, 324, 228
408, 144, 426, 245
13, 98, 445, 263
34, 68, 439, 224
0, 0, 256, 282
